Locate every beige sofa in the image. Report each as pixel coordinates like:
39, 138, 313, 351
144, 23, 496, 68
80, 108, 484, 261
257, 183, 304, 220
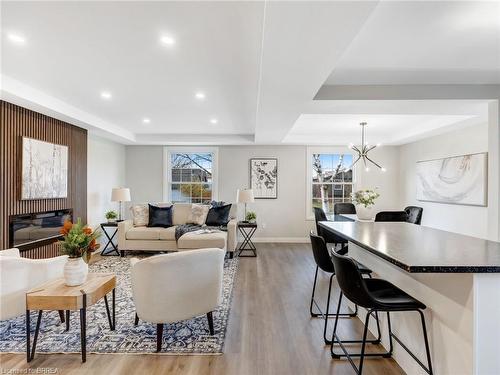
118, 203, 238, 258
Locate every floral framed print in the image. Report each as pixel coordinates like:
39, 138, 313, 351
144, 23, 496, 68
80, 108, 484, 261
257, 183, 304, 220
250, 158, 278, 199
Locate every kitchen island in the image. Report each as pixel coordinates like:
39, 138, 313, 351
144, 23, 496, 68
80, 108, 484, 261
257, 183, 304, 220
319, 221, 500, 375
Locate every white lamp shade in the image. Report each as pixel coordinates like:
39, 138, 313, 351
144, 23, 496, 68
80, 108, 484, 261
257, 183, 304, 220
111, 188, 131, 202
237, 189, 254, 203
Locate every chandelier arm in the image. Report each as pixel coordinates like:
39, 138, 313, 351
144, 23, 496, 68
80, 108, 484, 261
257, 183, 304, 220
366, 145, 377, 153
350, 155, 361, 168
362, 156, 368, 168
365, 154, 383, 169
351, 145, 361, 154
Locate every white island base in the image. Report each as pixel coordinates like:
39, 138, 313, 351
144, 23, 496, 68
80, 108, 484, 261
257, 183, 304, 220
344, 242, 500, 375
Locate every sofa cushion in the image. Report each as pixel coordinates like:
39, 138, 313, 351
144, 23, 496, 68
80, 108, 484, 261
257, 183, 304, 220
187, 204, 210, 225
130, 205, 149, 227
158, 226, 177, 240
172, 203, 192, 225
148, 204, 173, 228
177, 231, 226, 249
205, 204, 232, 226
126, 227, 161, 240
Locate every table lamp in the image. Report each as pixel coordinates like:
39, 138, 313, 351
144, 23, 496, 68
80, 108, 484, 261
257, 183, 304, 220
111, 188, 131, 221
237, 189, 254, 221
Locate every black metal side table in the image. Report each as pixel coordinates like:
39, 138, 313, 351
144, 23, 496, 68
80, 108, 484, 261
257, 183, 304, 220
100, 222, 120, 256
237, 221, 257, 257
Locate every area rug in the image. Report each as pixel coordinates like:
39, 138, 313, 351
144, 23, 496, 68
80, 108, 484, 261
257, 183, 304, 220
0, 254, 238, 355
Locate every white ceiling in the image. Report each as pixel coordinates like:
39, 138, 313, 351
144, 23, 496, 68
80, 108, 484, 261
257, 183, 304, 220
326, 1, 500, 85
1, 1, 498, 145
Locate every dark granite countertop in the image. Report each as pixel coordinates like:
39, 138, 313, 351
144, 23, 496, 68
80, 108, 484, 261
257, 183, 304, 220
319, 221, 500, 273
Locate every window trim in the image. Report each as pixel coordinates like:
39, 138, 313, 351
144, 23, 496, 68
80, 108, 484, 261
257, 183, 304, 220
306, 146, 356, 221
163, 146, 219, 203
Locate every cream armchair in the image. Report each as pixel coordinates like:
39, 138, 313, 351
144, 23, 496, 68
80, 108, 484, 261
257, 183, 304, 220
130, 248, 225, 352
0, 248, 68, 321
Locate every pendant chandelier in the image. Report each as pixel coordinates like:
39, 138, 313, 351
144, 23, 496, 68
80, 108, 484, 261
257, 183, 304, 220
348, 122, 386, 172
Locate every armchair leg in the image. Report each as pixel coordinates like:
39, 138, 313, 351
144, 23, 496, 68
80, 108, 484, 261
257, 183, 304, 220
58, 310, 65, 324
228, 252, 233, 259
134, 313, 139, 326
156, 324, 163, 352
120, 250, 125, 257
207, 311, 215, 335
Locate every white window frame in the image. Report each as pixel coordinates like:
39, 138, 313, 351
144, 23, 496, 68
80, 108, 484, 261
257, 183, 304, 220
163, 146, 219, 203
306, 146, 356, 220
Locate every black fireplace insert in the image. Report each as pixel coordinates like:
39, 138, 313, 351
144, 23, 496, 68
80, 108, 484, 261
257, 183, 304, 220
9, 209, 72, 250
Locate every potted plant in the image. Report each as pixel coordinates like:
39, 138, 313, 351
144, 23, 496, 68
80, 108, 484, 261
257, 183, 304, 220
245, 211, 257, 223
59, 219, 101, 286
351, 189, 380, 220
105, 210, 118, 223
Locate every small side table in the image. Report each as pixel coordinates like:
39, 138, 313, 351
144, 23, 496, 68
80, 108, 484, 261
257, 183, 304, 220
100, 222, 120, 256
26, 273, 116, 363
237, 221, 257, 257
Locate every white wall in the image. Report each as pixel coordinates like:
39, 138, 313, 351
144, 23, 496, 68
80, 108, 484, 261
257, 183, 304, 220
398, 123, 489, 239
124, 144, 399, 240
87, 135, 126, 228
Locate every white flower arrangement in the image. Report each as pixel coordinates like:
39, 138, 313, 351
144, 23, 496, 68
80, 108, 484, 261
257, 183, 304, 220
351, 189, 380, 208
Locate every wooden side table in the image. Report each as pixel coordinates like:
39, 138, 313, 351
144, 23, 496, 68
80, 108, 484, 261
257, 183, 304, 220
237, 221, 257, 257
100, 222, 120, 256
26, 273, 116, 363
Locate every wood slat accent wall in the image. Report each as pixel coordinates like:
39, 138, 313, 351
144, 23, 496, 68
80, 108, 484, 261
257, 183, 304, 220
0, 101, 87, 258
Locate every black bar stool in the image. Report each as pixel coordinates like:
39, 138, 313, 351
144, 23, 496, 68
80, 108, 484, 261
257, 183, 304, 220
329, 251, 433, 375
309, 232, 381, 345
313, 207, 348, 255
374, 211, 408, 222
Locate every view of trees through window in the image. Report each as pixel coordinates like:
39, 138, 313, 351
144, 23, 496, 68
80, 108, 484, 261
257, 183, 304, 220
170, 153, 213, 203
312, 153, 353, 214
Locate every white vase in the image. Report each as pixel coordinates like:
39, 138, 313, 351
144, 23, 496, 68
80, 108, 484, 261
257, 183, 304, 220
64, 257, 88, 286
356, 205, 374, 221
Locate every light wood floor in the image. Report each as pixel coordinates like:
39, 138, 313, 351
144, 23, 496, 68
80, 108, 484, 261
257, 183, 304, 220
0, 243, 404, 375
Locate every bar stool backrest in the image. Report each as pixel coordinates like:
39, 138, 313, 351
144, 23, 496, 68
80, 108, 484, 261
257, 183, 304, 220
334, 203, 356, 215
404, 206, 423, 225
309, 232, 334, 274
330, 251, 375, 308
374, 211, 408, 222
313, 207, 328, 234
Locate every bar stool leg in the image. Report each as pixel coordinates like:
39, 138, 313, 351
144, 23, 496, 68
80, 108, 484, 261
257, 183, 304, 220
323, 274, 334, 344
309, 266, 320, 317
358, 309, 372, 375
418, 310, 434, 375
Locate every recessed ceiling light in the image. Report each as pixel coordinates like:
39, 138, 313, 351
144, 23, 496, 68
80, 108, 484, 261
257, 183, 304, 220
210, 118, 218, 124
142, 118, 151, 124
160, 35, 176, 46
195, 92, 206, 100
100, 91, 112, 100
8, 33, 26, 45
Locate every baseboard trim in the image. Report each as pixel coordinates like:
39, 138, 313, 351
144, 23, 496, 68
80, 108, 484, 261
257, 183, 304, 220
250, 237, 309, 243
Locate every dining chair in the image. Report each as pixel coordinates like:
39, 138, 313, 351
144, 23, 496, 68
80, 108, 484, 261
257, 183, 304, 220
374, 211, 408, 222
405, 206, 423, 225
333, 203, 356, 215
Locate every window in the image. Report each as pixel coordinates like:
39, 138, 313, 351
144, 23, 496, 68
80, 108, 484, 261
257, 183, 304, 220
307, 148, 354, 219
164, 147, 218, 203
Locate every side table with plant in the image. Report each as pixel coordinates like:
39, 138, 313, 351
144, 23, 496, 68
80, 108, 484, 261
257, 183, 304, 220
59, 219, 101, 286
245, 211, 257, 223
105, 210, 118, 223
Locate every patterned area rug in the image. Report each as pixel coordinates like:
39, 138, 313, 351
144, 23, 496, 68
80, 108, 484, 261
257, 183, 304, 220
0, 255, 238, 355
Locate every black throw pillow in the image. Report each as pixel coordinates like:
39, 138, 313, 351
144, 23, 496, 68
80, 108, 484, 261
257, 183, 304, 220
205, 204, 232, 226
147, 204, 173, 228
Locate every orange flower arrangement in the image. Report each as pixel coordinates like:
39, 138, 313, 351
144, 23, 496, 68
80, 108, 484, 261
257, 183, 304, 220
59, 218, 101, 262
